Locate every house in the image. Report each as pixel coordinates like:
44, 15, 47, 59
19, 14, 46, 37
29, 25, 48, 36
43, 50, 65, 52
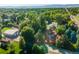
0, 19, 10, 23
47, 22, 57, 30
3, 28, 19, 39
46, 22, 58, 45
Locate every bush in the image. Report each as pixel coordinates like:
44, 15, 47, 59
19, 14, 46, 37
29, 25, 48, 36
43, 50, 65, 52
68, 20, 74, 27
0, 48, 10, 54
0, 34, 2, 39
9, 42, 21, 54
56, 25, 66, 35
0, 42, 8, 50
56, 39, 62, 48
62, 39, 76, 51
35, 30, 45, 43
32, 44, 48, 54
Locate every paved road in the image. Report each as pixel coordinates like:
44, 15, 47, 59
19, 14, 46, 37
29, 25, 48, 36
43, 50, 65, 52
46, 44, 79, 54
65, 8, 79, 27
46, 44, 62, 54
45, 44, 71, 54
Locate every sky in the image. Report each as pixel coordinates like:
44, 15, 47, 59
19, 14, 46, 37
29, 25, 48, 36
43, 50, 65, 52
0, 0, 79, 6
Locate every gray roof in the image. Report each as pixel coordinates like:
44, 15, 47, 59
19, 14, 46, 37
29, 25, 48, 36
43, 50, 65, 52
0, 19, 10, 22
4, 28, 19, 35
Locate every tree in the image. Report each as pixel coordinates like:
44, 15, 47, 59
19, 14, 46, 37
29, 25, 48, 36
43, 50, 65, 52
39, 16, 47, 32
21, 26, 35, 53
19, 19, 31, 31
32, 44, 48, 54
31, 19, 40, 34
65, 28, 72, 39
17, 13, 26, 24
56, 39, 62, 48
8, 42, 21, 54
62, 38, 76, 51
35, 30, 45, 43
0, 34, 2, 39
19, 38, 25, 49
70, 31, 77, 43
26, 11, 37, 20
21, 26, 35, 41
19, 38, 26, 54
0, 29, 2, 39
56, 25, 66, 35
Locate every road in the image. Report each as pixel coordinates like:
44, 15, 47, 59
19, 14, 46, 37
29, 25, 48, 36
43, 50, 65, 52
65, 8, 79, 27
46, 44, 62, 54
45, 44, 79, 54
45, 44, 73, 54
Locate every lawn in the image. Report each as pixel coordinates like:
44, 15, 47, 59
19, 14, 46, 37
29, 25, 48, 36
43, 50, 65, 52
1, 27, 12, 32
